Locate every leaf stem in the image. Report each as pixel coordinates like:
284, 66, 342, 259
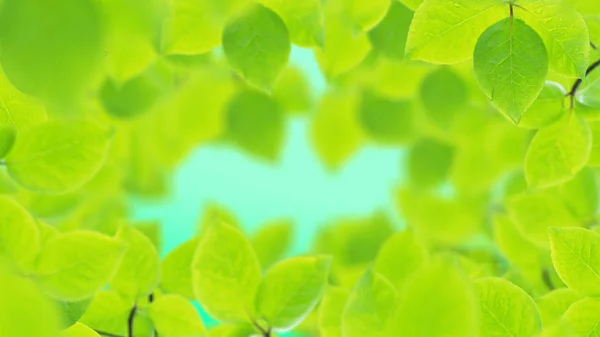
148, 293, 159, 337
542, 268, 555, 291
567, 59, 600, 109
127, 305, 137, 337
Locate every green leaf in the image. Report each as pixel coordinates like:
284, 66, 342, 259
519, 82, 566, 129
222, 4, 290, 91
57, 298, 93, 329
255, 256, 331, 331
341, 270, 397, 337
407, 138, 454, 189
563, 298, 600, 335
474, 277, 541, 337
549, 227, 600, 296
311, 89, 364, 170
60, 323, 100, 337
192, 221, 262, 323
161, 0, 250, 55
98, 0, 161, 83
358, 90, 414, 144
272, 66, 313, 114
0, 196, 40, 271
506, 191, 579, 246
0, 0, 102, 105
35, 230, 127, 301
5, 119, 113, 193
519, 0, 590, 78
111, 226, 160, 300
373, 230, 427, 290
0, 66, 46, 130
160, 237, 198, 299
148, 294, 206, 337
386, 257, 477, 337
524, 116, 592, 188
0, 267, 61, 337
339, 0, 390, 33
473, 17, 548, 123
251, 220, 293, 270
80, 291, 132, 336
405, 0, 505, 63
318, 286, 348, 337
368, 1, 413, 60
259, 0, 324, 48
536, 288, 580, 327
419, 67, 468, 128
314, 4, 371, 78
100, 75, 159, 119
226, 90, 285, 161
493, 214, 541, 269
554, 167, 599, 220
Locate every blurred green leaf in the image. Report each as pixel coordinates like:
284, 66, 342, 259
318, 286, 349, 337
160, 237, 198, 299
259, 0, 324, 48
251, 220, 293, 270
0, 196, 40, 272
148, 294, 206, 336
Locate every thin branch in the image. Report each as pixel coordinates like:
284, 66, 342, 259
127, 306, 138, 337
592, 41, 598, 50
567, 59, 600, 109
148, 294, 158, 337
94, 330, 126, 337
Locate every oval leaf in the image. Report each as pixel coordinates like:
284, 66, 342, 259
474, 277, 541, 337
5, 119, 113, 193
148, 294, 206, 337
35, 231, 127, 301
474, 18, 548, 123
255, 255, 331, 331
222, 4, 291, 91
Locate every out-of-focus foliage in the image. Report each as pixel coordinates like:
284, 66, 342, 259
1, 0, 600, 336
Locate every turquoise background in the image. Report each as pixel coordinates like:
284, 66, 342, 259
130, 47, 405, 332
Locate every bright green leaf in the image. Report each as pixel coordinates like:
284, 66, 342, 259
386, 257, 478, 337
255, 256, 331, 331
473, 18, 548, 123
80, 291, 132, 336
549, 227, 600, 296
405, 0, 505, 63
111, 226, 160, 300
563, 298, 600, 336
57, 298, 93, 329
100, 75, 159, 119
35, 231, 127, 301
148, 294, 206, 337
0, 196, 40, 271
506, 191, 579, 246
536, 288, 580, 327
493, 214, 541, 269
524, 116, 592, 188
0, 267, 61, 337
311, 89, 364, 170
222, 4, 290, 91
373, 230, 427, 290
160, 237, 198, 299
474, 277, 541, 337
272, 66, 313, 114
259, 0, 324, 48
0, 67, 46, 130
251, 220, 293, 270
0, 126, 15, 158
318, 286, 349, 337
60, 323, 100, 337
554, 167, 599, 220
519, 0, 590, 78
339, 0, 390, 33
398, 0, 423, 11
341, 270, 397, 337
519, 82, 566, 129
192, 221, 262, 323
5, 119, 113, 193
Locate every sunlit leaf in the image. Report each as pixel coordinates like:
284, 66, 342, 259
148, 294, 206, 336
